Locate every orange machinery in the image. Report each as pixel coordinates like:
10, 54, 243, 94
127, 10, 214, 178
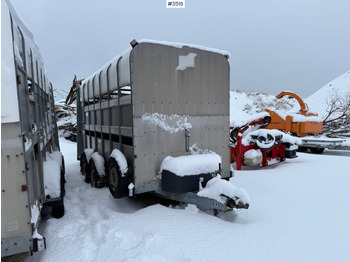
265, 91, 322, 137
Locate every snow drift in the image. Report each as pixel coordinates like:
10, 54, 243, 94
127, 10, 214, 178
306, 70, 350, 119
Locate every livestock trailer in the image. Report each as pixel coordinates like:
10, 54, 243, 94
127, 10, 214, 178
77, 40, 249, 211
1, 0, 65, 258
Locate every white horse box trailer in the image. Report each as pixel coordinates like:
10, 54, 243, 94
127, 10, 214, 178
77, 40, 249, 212
1, 0, 65, 258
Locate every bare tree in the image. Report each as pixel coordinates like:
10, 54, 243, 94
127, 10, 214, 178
53, 88, 68, 100
323, 91, 350, 137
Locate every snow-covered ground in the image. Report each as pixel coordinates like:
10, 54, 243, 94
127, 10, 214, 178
24, 71, 350, 261
25, 138, 350, 262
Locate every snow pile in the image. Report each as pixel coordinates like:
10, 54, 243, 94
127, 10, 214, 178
160, 154, 221, 176
142, 112, 192, 133
305, 71, 350, 137
91, 152, 105, 177
43, 151, 62, 198
110, 149, 128, 175
197, 175, 250, 206
306, 70, 350, 119
55, 100, 77, 142
230, 90, 300, 127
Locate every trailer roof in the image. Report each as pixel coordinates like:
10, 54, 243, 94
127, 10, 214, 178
81, 40, 230, 85
80, 40, 230, 102
138, 39, 230, 58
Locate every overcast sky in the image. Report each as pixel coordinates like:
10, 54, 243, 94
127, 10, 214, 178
9, 0, 350, 100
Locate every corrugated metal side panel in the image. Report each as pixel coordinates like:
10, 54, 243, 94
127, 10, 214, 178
1, 122, 32, 242
131, 43, 230, 191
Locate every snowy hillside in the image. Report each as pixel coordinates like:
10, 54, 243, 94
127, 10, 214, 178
305, 70, 350, 118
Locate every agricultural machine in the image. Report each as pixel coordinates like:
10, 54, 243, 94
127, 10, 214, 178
230, 115, 298, 170
265, 91, 350, 153
265, 91, 322, 137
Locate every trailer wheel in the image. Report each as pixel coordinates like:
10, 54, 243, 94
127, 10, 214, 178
89, 159, 105, 188
61, 155, 66, 197
108, 158, 127, 199
298, 146, 309, 152
52, 199, 65, 219
51, 157, 66, 219
80, 153, 91, 183
310, 148, 325, 154
52, 204, 64, 218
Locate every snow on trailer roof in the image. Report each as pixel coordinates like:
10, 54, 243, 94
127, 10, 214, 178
80, 39, 230, 102
138, 39, 231, 58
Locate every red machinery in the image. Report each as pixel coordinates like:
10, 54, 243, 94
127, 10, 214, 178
230, 115, 298, 170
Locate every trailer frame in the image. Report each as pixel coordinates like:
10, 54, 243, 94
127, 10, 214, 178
76, 40, 249, 211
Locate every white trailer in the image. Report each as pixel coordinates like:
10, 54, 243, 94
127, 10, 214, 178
77, 39, 250, 212
300, 137, 350, 154
1, 0, 65, 258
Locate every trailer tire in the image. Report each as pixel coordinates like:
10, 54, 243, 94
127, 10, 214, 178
310, 148, 325, 154
52, 199, 65, 219
80, 153, 91, 183
52, 204, 65, 219
61, 155, 66, 197
108, 158, 127, 199
89, 159, 105, 188
298, 146, 309, 152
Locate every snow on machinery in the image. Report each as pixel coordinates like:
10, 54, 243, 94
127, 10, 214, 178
265, 91, 350, 153
230, 114, 299, 170
1, 0, 65, 258
265, 91, 323, 137
76, 40, 249, 212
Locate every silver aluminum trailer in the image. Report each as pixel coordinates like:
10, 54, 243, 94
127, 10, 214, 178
77, 40, 249, 211
1, 0, 65, 258
300, 137, 350, 154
